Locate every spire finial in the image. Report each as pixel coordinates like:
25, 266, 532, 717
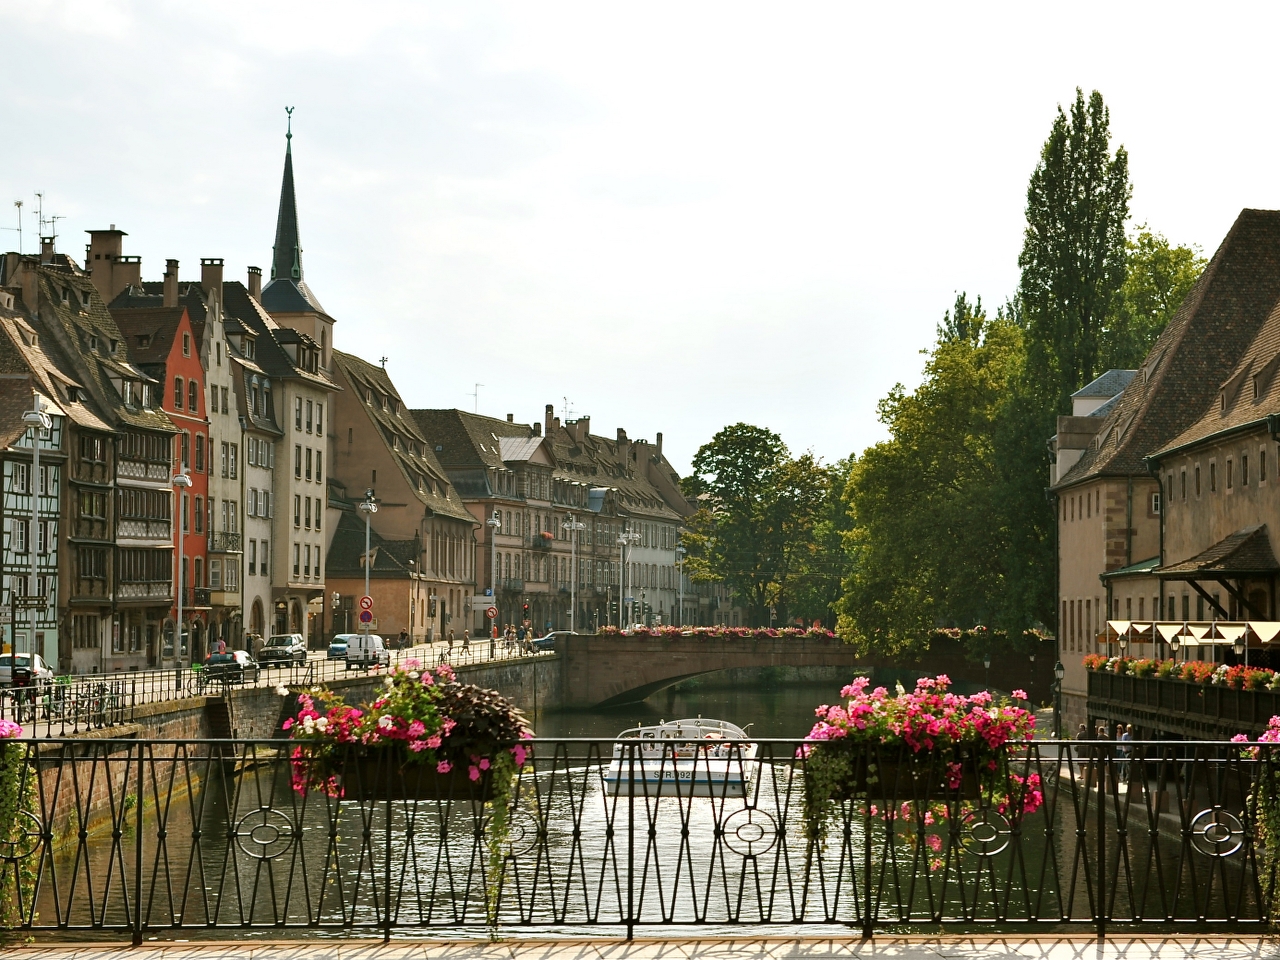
285, 106, 294, 141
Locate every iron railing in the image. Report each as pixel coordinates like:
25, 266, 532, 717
0, 645, 554, 737
0, 738, 1272, 941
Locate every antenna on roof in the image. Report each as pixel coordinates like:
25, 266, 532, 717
468, 383, 484, 413
5, 201, 22, 255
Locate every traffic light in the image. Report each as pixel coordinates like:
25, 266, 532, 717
523, 602, 529, 614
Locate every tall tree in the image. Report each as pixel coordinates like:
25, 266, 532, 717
1102, 227, 1206, 368
838, 296, 1027, 654
1019, 88, 1131, 413
681, 424, 830, 626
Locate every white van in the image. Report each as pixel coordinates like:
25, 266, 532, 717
345, 633, 390, 670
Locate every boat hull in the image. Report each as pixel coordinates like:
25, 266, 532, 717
605, 758, 754, 797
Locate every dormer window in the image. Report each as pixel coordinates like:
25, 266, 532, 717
61, 287, 70, 304
1255, 376, 1262, 401
1220, 391, 1227, 412
244, 337, 255, 359
109, 339, 119, 355
89, 335, 98, 352
80, 290, 90, 308
137, 334, 151, 348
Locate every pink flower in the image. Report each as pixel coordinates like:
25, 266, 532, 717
513, 744, 527, 766
282, 718, 294, 730
409, 740, 428, 752
478, 757, 490, 771
1011, 689, 1027, 700
404, 658, 421, 669
426, 735, 442, 749
468, 765, 481, 781
436, 760, 452, 774
407, 720, 426, 738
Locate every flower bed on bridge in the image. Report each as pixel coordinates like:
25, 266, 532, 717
598, 625, 836, 640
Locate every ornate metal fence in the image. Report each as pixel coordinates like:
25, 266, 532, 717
0, 738, 1270, 941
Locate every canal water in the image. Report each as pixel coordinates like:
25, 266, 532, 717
533, 666, 848, 739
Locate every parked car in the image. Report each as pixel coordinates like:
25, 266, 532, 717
258, 634, 307, 666
345, 633, 390, 669
328, 635, 359, 660
0, 652, 54, 687
200, 650, 261, 687
531, 631, 577, 652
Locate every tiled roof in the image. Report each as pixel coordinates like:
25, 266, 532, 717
331, 351, 473, 524
1156, 524, 1280, 576
109, 307, 187, 367
24, 264, 175, 434
325, 504, 417, 577
1073, 369, 1137, 399
220, 282, 336, 391
1054, 209, 1280, 490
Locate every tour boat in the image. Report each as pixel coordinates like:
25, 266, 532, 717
605, 718, 757, 797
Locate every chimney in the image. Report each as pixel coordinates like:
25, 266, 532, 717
532, 422, 541, 436
617, 427, 627, 443
506, 413, 514, 422
200, 258, 224, 308
247, 265, 262, 300
656, 432, 663, 461
163, 259, 179, 307
39, 236, 55, 263
84, 226, 130, 301
545, 404, 554, 437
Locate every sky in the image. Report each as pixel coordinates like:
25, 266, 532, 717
1, 2, 1277, 475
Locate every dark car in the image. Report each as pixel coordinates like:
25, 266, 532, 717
531, 630, 577, 652
200, 650, 261, 687
258, 633, 307, 666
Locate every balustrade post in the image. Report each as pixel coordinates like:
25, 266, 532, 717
626, 740, 636, 941
862, 743, 874, 939
1096, 742, 1107, 940
132, 742, 144, 945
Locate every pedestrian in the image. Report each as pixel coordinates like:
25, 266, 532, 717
398, 628, 408, 650
517, 623, 526, 645
447, 629, 455, 653
462, 629, 470, 653
1119, 723, 1134, 784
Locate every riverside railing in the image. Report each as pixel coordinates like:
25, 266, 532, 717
0, 646, 554, 736
0, 738, 1271, 940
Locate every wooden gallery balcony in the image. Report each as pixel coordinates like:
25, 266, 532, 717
1088, 670, 1280, 738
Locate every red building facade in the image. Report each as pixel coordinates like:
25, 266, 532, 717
111, 304, 211, 663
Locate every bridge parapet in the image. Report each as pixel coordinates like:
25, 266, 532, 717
559, 633, 858, 708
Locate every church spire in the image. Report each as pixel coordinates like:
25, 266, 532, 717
271, 106, 302, 282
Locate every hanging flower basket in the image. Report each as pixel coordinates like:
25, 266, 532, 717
800, 676, 1041, 845
334, 752, 493, 803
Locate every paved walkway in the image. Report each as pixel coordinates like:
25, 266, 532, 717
6, 938, 1278, 960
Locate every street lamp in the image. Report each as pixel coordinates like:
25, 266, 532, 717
21, 396, 50, 660
357, 489, 378, 636
486, 511, 501, 633
172, 471, 193, 661
562, 514, 585, 633
617, 529, 640, 629
676, 544, 686, 627
1053, 660, 1065, 738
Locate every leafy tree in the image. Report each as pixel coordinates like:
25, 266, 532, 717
838, 295, 1027, 654
681, 424, 831, 626
786, 456, 856, 627
1019, 88, 1131, 413
1102, 227, 1206, 368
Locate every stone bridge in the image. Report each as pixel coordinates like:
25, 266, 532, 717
558, 633, 860, 708
557, 634, 1057, 709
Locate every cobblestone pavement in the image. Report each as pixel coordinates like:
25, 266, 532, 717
6, 938, 1279, 960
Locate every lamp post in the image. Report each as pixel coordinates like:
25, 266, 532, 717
617, 529, 640, 629
21, 396, 50, 660
486, 510, 501, 630
562, 514, 585, 633
1053, 660, 1065, 738
357, 489, 378, 636
676, 544, 686, 627
172, 471, 192, 662
983, 652, 991, 690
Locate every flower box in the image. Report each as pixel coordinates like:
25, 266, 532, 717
336, 753, 493, 803
817, 749, 981, 802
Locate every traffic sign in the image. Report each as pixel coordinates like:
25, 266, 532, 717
14, 596, 45, 609
359, 610, 373, 624
485, 606, 498, 619
359, 595, 373, 611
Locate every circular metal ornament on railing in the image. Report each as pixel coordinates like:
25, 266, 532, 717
0, 810, 42, 861
233, 808, 297, 860
504, 810, 542, 857
1189, 806, 1245, 858
959, 809, 1012, 857
721, 808, 778, 858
